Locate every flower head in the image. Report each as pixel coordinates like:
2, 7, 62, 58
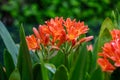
97, 58, 115, 72
110, 29, 120, 40
98, 29, 120, 72
26, 17, 92, 50
64, 18, 89, 42
26, 35, 40, 50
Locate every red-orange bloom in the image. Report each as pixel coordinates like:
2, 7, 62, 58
26, 17, 92, 50
64, 18, 89, 41
110, 29, 120, 40
97, 58, 115, 72
98, 29, 120, 72
26, 35, 40, 50
46, 17, 66, 45
33, 26, 50, 46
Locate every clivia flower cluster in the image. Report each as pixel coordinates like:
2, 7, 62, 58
26, 17, 93, 51
97, 29, 120, 72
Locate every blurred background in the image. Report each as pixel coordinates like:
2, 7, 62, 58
0, 0, 120, 64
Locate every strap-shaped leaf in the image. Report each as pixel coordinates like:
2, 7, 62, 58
92, 18, 115, 72
9, 68, 21, 80
37, 51, 49, 80
97, 17, 115, 52
32, 63, 43, 80
53, 65, 68, 80
4, 49, 15, 78
90, 67, 104, 80
17, 25, 33, 80
45, 63, 56, 74
0, 21, 18, 65
69, 44, 88, 80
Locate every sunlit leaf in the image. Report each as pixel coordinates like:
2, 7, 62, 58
45, 63, 56, 74
97, 17, 115, 52
0, 21, 18, 65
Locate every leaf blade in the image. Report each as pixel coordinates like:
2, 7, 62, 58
0, 21, 18, 65
53, 65, 68, 80
4, 49, 15, 78
17, 25, 33, 80
69, 44, 88, 80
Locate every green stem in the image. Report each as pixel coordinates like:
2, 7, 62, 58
37, 50, 49, 80
64, 53, 69, 72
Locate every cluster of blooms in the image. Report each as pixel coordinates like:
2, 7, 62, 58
97, 29, 120, 72
26, 17, 93, 50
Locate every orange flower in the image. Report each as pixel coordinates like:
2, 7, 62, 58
102, 41, 116, 61
74, 36, 94, 47
97, 58, 115, 72
110, 29, 120, 40
46, 17, 66, 45
64, 18, 89, 41
33, 26, 50, 46
98, 29, 120, 72
26, 17, 92, 49
26, 35, 40, 50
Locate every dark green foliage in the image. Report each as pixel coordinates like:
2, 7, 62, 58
9, 68, 21, 80
69, 44, 88, 80
53, 65, 68, 80
90, 67, 104, 80
17, 25, 33, 80
0, 64, 7, 80
3, 49, 15, 78
32, 63, 43, 80
111, 67, 120, 80
49, 51, 64, 68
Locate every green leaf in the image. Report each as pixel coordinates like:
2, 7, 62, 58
97, 17, 115, 52
90, 67, 104, 80
9, 68, 21, 80
0, 21, 18, 65
37, 51, 49, 80
69, 44, 88, 80
49, 50, 64, 68
112, 10, 120, 29
45, 63, 56, 74
17, 25, 33, 80
97, 28, 112, 52
4, 49, 15, 78
53, 65, 68, 80
32, 63, 43, 80
0, 64, 7, 80
92, 18, 115, 73
30, 51, 40, 65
